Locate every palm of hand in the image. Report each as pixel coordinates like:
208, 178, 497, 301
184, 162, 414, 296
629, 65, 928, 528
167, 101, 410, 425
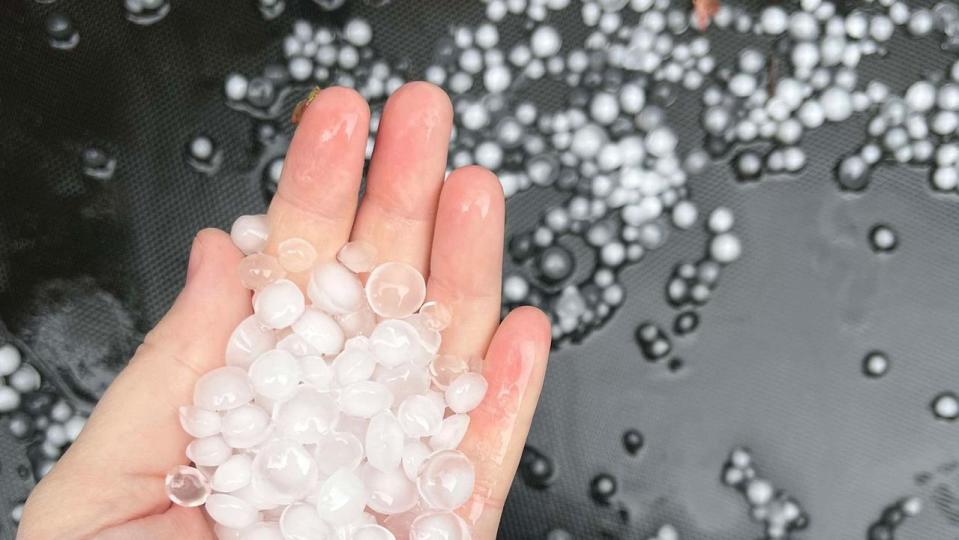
19, 83, 550, 540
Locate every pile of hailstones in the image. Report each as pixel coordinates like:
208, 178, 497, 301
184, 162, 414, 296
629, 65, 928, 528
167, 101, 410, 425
165, 214, 487, 540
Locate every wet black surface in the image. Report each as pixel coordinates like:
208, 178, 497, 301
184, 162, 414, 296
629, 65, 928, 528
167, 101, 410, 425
2, 0, 959, 539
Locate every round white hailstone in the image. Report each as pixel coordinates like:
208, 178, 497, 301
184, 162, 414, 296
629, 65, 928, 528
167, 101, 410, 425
370, 319, 426, 368
707, 207, 735, 233
344, 18, 372, 46
791, 42, 819, 72
425, 65, 445, 86
503, 275, 529, 302
206, 494, 258, 530
417, 449, 475, 511
248, 349, 300, 402
820, 87, 852, 122
313, 431, 364, 477
475, 141, 504, 169
938, 84, 959, 111
0, 344, 21, 377
709, 232, 743, 264
409, 511, 471, 540
365, 411, 405, 472
308, 262, 363, 315
361, 464, 419, 516
212, 454, 253, 493
224, 73, 249, 101
458, 48, 483, 74
230, 214, 269, 255
933, 168, 959, 191
298, 355, 333, 391
280, 504, 333, 540
292, 308, 344, 356
475, 23, 499, 49
844, 11, 868, 38
783, 147, 807, 172
902, 496, 922, 516
777, 119, 803, 145
0, 387, 20, 413
908, 9, 934, 36
429, 414, 470, 451
194, 366, 254, 411
600, 242, 626, 267
746, 479, 774, 506
619, 84, 645, 114
366, 262, 427, 319
252, 439, 319, 502
820, 35, 845, 66
483, 64, 511, 93
905, 80, 937, 112
338, 46, 359, 70
397, 394, 444, 438
776, 78, 804, 110
933, 393, 959, 420
226, 315, 276, 370
760, 5, 788, 35
869, 15, 894, 42
671, 200, 698, 229
332, 339, 376, 386
288, 57, 313, 82
339, 381, 394, 418
729, 73, 757, 97
274, 386, 338, 443
445, 372, 488, 414
789, 11, 819, 40
530, 25, 561, 57
571, 124, 607, 159
938, 144, 959, 166
253, 279, 305, 329
645, 127, 677, 157
590, 92, 619, 125
186, 435, 232, 467
402, 441, 432, 482
178, 405, 222, 438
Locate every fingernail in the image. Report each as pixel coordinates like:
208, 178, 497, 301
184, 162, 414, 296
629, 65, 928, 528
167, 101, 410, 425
186, 235, 205, 285
291, 86, 322, 124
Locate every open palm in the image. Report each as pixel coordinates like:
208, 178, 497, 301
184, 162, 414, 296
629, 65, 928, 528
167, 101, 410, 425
19, 82, 550, 539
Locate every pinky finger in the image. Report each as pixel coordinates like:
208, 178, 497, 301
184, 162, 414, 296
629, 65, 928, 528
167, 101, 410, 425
457, 306, 551, 537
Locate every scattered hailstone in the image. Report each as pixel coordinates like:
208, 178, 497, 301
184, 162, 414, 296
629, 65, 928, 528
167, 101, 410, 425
168, 217, 488, 538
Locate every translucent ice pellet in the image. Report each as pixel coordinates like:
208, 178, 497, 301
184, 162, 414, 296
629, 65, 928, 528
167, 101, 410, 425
409, 511, 472, 540
365, 262, 427, 319
206, 493, 258, 530
397, 394, 444, 437
292, 308, 345, 356
230, 214, 270, 255
186, 435, 232, 467
253, 279, 305, 329
251, 439, 319, 502
178, 405, 221, 438
315, 468, 369, 526
165, 465, 211, 507
314, 431, 365, 476
337, 240, 378, 273
298, 355, 334, 390
333, 334, 369, 372
280, 502, 332, 540
237, 522, 283, 540
248, 349, 301, 402
418, 301, 452, 332
274, 386, 339, 444
417, 450, 475, 511
406, 314, 442, 355
211, 454, 253, 493
339, 380, 394, 418
237, 254, 287, 291
220, 404, 271, 448
194, 366, 254, 411
226, 316, 276, 370
365, 410, 405, 472
374, 362, 431, 403
429, 414, 470, 451
276, 333, 319, 357
401, 440, 431, 482
335, 306, 378, 339
428, 355, 471, 390
445, 373, 488, 414
308, 262, 365, 314
360, 463, 418, 515
354, 523, 398, 540
371, 320, 429, 368
278, 237, 318, 273
214, 523, 241, 540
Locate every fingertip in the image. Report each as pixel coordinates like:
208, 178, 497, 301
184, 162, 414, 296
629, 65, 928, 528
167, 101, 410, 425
504, 305, 552, 353
387, 81, 453, 123
441, 165, 505, 221
306, 85, 371, 125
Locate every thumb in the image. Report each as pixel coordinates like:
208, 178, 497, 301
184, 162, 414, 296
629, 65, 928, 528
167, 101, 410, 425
21, 229, 249, 539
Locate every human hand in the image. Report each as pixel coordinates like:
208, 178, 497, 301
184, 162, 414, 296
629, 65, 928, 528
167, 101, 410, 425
19, 82, 551, 539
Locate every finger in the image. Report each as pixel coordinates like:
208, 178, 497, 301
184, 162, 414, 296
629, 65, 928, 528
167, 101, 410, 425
350, 82, 452, 273
93, 505, 213, 540
458, 307, 551, 536
21, 229, 248, 539
266, 87, 370, 271
426, 166, 505, 358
